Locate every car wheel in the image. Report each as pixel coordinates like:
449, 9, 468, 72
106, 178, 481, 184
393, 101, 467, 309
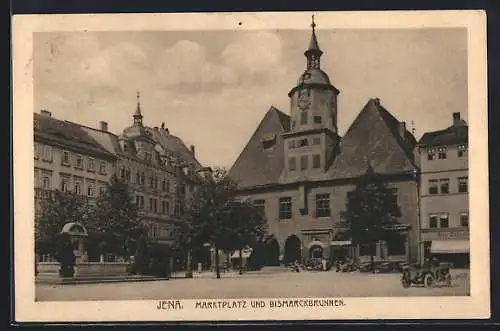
424, 274, 434, 288
401, 276, 411, 288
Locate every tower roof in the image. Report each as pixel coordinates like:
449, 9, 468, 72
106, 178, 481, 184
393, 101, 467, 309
305, 15, 323, 57
307, 15, 321, 52
133, 91, 143, 124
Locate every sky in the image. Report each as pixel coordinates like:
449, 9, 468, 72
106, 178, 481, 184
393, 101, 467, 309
33, 27, 468, 169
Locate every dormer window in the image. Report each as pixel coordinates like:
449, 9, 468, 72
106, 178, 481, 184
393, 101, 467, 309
262, 133, 277, 150
437, 146, 447, 159
457, 144, 467, 157
299, 138, 308, 147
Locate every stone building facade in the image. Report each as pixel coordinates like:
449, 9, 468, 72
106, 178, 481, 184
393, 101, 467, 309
79, 93, 206, 267
228, 19, 420, 266
416, 112, 469, 267
34, 94, 206, 268
34, 110, 116, 217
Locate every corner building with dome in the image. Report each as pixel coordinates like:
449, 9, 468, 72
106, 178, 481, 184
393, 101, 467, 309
227, 19, 420, 266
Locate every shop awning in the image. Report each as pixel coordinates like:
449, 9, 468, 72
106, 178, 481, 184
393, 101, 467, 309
331, 240, 352, 246
231, 249, 253, 259
431, 240, 469, 254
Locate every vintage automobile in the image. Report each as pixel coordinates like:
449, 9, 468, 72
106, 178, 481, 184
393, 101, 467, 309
401, 262, 453, 288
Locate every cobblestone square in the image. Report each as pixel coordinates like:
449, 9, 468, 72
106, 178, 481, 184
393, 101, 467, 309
35, 267, 470, 301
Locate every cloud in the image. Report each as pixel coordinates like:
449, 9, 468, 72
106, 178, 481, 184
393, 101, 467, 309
222, 31, 285, 77
154, 32, 286, 91
155, 40, 238, 88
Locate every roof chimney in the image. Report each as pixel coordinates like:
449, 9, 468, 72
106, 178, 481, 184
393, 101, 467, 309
40, 109, 51, 117
399, 121, 406, 138
453, 112, 461, 126
190, 145, 195, 155
100, 121, 108, 131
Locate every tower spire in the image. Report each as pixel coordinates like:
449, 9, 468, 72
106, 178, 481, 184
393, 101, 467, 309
305, 14, 323, 69
133, 90, 143, 126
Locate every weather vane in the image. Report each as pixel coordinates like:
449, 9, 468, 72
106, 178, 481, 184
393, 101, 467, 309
311, 14, 316, 30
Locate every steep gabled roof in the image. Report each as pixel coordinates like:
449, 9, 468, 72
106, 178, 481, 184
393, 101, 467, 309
146, 127, 201, 168
418, 123, 468, 147
227, 107, 290, 188
34, 113, 116, 159
327, 99, 417, 179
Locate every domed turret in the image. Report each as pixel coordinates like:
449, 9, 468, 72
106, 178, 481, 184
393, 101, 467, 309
297, 68, 331, 86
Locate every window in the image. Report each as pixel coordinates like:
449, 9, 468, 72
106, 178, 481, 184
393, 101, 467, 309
457, 144, 467, 157
34, 143, 40, 159
300, 111, 308, 125
42, 145, 52, 161
154, 177, 158, 189
153, 199, 158, 213
312, 137, 321, 145
60, 177, 69, 192
120, 167, 126, 179
61, 151, 70, 165
135, 195, 140, 207
291, 120, 296, 130
99, 186, 106, 195
439, 213, 449, 228
42, 175, 51, 189
460, 212, 469, 227
429, 214, 438, 228
166, 201, 170, 214
87, 183, 95, 197
437, 146, 447, 159
99, 161, 107, 174
428, 180, 438, 194
253, 199, 266, 217
149, 198, 154, 211
87, 158, 95, 171
279, 197, 292, 220
288, 140, 296, 149
140, 196, 144, 209
262, 134, 276, 150
300, 155, 308, 170
288, 157, 296, 171
312, 154, 321, 169
427, 148, 436, 161
74, 181, 81, 195
75, 155, 83, 169
125, 168, 131, 181
149, 176, 154, 188
439, 179, 449, 194
315, 194, 331, 217
141, 172, 145, 185
299, 139, 308, 147
314, 116, 322, 124
388, 188, 398, 210
458, 177, 468, 193
166, 180, 170, 192
162, 201, 167, 215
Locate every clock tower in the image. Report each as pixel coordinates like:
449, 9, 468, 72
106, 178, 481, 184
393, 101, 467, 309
283, 16, 341, 178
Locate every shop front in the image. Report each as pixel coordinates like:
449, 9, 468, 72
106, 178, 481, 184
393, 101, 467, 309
421, 229, 469, 268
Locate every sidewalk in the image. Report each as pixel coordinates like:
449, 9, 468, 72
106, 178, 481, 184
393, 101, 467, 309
36, 274, 169, 285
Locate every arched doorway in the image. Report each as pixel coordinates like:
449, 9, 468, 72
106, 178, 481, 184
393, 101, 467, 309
309, 245, 324, 259
284, 235, 301, 265
265, 239, 280, 266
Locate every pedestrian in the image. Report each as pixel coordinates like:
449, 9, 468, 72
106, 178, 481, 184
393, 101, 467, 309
322, 258, 327, 271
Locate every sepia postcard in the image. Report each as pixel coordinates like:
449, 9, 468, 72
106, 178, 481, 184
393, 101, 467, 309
12, 10, 489, 322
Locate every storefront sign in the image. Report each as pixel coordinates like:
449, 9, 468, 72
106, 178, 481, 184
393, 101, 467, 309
421, 229, 469, 241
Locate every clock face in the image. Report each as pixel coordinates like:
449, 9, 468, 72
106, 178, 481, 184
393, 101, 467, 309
298, 89, 311, 110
